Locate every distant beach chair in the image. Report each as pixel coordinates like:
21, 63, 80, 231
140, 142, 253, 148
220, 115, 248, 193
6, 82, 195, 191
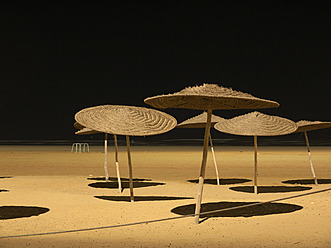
71, 143, 89, 153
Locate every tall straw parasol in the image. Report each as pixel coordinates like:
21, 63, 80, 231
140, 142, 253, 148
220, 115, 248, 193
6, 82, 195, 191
75, 105, 177, 202
74, 122, 122, 192
294, 120, 331, 185
144, 83, 279, 224
177, 112, 225, 185
214, 111, 297, 194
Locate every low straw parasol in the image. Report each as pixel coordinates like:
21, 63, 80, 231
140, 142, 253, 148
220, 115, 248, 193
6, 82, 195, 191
294, 120, 331, 185
144, 83, 279, 224
214, 111, 298, 194
177, 112, 225, 185
75, 105, 177, 202
74, 122, 122, 192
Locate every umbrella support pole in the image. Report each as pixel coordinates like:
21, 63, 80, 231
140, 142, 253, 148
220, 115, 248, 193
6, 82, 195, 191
126, 135, 134, 202
194, 110, 212, 224
304, 131, 318, 185
104, 134, 109, 181
254, 135, 258, 194
114, 134, 122, 193
209, 133, 220, 185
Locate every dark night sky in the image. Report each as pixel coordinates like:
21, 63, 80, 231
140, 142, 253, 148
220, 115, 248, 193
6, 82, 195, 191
1, 2, 330, 143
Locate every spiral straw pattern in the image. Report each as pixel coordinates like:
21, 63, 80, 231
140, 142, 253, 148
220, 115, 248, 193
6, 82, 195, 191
214, 112, 297, 136
75, 105, 177, 136
144, 83, 279, 110
295, 120, 331, 133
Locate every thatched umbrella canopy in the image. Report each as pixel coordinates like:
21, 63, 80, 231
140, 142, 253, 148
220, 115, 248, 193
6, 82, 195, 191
75, 126, 100, 135
294, 120, 331, 185
177, 112, 225, 185
296, 120, 331, 133
74, 122, 85, 130
215, 111, 298, 194
75, 105, 177, 202
144, 83, 279, 110
177, 112, 225, 129
144, 83, 279, 223
74, 122, 122, 192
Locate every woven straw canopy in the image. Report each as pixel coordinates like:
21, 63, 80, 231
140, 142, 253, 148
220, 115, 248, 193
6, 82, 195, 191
75, 105, 177, 136
177, 112, 225, 129
74, 122, 85, 130
214, 112, 297, 136
74, 122, 100, 135
75, 127, 100, 135
295, 120, 331, 133
144, 84, 279, 110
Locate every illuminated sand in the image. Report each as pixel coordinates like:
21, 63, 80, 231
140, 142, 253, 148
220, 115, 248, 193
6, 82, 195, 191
0, 146, 330, 247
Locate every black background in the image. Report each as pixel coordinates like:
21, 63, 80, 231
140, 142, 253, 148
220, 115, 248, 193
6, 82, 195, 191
1, 2, 330, 144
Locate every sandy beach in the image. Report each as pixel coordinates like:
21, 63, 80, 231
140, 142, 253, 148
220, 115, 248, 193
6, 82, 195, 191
0, 145, 330, 247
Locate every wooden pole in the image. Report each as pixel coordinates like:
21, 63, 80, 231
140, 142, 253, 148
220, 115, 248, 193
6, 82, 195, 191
113, 134, 122, 192
254, 135, 258, 194
194, 109, 213, 224
126, 135, 134, 202
209, 132, 220, 185
304, 131, 318, 185
104, 134, 110, 181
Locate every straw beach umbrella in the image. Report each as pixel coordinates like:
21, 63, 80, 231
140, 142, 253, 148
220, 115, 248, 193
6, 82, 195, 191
74, 122, 122, 192
294, 120, 331, 185
215, 112, 298, 194
144, 83, 279, 224
177, 112, 225, 185
75, 105, 177, 202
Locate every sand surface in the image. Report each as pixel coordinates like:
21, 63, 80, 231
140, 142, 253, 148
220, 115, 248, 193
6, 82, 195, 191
0, 145, 330, 247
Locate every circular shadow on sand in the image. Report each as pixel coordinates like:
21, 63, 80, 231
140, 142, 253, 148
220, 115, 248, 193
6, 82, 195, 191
0, 206, 50, 220
229, 186, 312, 194
95, 196, 194, 202
87, 177, 151, 182
88, 181, 165, 190
188, 178, 252, 185
171, 201, 303, 218
282, 179, 331, 185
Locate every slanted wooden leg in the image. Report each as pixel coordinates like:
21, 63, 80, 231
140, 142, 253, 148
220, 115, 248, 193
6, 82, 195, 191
113, 135, 122, 192
304, 131, 318, 185
194, 109, 212, 224
126, 135, 134, 202
254, 135, 258, 194
104, 134, 109, 181
209, 133, 220, 185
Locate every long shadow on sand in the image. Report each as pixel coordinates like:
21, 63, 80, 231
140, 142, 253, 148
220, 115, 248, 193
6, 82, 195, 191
188, 178, 252, 185
0, 206, 50, 220
88, 181, 165, 190
87, 177, 151, 182
171, 201, 303, 218
95, 196, 193, 202
1, 177, 12, 193
282, 179, 331, 185
229, 186, 312, 194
